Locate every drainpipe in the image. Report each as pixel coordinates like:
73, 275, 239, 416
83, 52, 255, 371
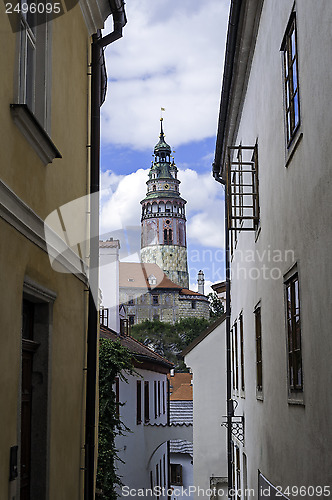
85, 4, 126, 500
213, 171, 233, 498
212, 1, 242, 497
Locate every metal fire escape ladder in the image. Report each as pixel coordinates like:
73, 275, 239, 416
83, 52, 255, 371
226, 145, 259, 237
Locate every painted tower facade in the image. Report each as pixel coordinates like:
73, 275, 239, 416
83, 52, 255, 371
141, 120, 189, 289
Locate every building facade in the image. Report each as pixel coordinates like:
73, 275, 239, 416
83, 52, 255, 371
141, 119, 189, 289
183, 316, 227, 500
0, 1, 124, 498
119, 262, 209, 325
100, 325, 188, 500
213, 0, 332, 498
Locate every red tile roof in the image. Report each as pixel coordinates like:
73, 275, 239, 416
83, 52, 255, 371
100, 324, 173, 368
119, 262, 182, 290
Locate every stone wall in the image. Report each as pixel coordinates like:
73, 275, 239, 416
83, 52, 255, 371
141, 245, 189, 288
120, 287, 210, 325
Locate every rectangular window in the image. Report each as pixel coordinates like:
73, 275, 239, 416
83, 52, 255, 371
136, 381, 142, 424
236, 446, 241, 500
254, 305, 263, 392
285, 273, 302, 391
231, 326, 235, 390
128, 296, 134, 305
128, 315, 135, 326
115, 377, 120, 417
154, 381, 157, 419
120, 318, 129, 335
191, 300, 196, 309
156, 464, 160, 498
158, 381, 161, 416
144, 381, 150, 422
234, 321, 239, 391
162, 381, 165, 414
239, 313, 245, 392
152, 295, 159, 305
163, 454, 166, 487
170, 464, 183, 486
282, 13, 300, 146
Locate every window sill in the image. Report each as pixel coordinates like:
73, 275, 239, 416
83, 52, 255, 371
256, 389, 264, 401
285, 131, 303, 168
10, 104, 61, 165
288, 390, 305, 406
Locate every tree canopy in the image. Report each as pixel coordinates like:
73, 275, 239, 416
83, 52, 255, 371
130, 317, 211, 370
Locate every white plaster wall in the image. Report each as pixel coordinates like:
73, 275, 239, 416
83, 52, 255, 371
226, 0, 332, 496
99, 244, 120, 332
115, 368, 169, 499
184, 321, 227, 500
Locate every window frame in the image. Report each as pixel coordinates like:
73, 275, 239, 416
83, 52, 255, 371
281, 11, 301, 148
136, 380, 142, 425
284, 271, 303, 394
239, 313, 245, 393
254, 303, 263, 395
170, 463, 183, 486
144, 381, 150, 423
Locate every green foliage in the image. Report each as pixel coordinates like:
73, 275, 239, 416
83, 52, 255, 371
96, 338, 134, 500
208, 291, 225, 318
130, 317, 211, 371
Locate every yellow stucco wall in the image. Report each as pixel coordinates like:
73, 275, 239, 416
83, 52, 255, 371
0, 1, 94, 498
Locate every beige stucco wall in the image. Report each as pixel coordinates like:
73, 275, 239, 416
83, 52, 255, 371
226, 0, 332, 496
0, 2, 93, 498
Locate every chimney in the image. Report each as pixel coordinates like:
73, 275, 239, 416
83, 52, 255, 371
197, 270, 205, 295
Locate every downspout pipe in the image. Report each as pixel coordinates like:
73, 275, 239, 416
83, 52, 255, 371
213, 172, 233, 499
212, 3, 243, 494
85, 4, 126, 500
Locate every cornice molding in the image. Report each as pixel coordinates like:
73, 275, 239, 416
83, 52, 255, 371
0, 179, 88, 285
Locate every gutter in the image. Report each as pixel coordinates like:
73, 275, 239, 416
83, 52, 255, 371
84, 3, 126, 499
213, 0, 242, 179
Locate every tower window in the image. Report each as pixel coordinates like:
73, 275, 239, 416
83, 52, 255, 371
153, 185, 156, 192
164, 229, 172, 245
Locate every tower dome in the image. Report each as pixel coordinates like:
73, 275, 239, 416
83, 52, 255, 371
140, 119, 189, 289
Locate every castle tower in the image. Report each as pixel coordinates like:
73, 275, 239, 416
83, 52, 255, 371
140, 119, 189, 289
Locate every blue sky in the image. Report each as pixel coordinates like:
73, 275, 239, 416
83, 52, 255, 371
100, 0, 229, 293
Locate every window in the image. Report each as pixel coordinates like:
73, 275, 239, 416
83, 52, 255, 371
158, 380, 161, 416
254, 305, 263, 392
99, 308, 109, 327
170, 464, 182, 486
235, 446, 241, 500
152, 295, 159, 305
285, 273, 302, 391
239, 313, 245, 392
164, 228, 172, 244
162, 381, 165, 414
163, 454, 166, 487
10, 8, 61, 164
136, 381, 142, 424
156, 464, 160, 498
144, 381, 150, 422
120, 318, 129, 336
154, 381, 157, 418
234, 321, 239, 391
115, 377, 120, 417
128, 296, 134, 305
282, 13, 300, 146
153, 314, 160, 321
128, 315, 135, 326
191, 300, 196, 309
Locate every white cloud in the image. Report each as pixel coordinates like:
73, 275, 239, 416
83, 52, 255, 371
101, 0, 229, 150
100, 167, 224, 249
